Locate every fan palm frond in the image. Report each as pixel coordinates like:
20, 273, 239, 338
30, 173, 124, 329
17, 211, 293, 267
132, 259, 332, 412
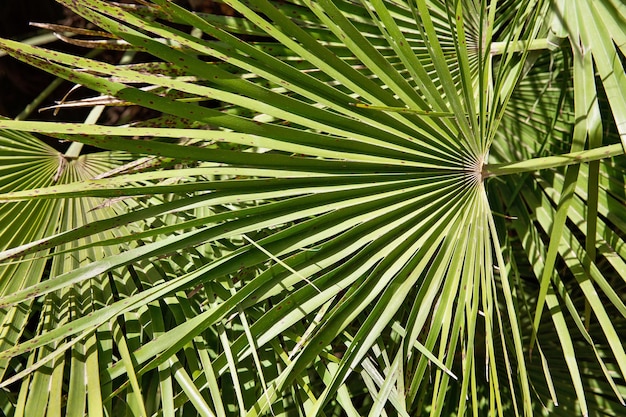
0, 0, 625, 416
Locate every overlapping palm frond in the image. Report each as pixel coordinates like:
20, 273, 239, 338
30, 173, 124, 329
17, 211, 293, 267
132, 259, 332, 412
0, 0, 625, 416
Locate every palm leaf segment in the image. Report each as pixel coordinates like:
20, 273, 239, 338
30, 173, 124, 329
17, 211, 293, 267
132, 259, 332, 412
0, 0, 625, 416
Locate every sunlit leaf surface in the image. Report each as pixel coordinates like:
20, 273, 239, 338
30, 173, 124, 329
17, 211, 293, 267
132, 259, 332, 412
0, 0, 625, 416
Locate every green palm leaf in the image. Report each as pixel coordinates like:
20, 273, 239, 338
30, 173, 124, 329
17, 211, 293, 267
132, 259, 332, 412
0, 0, 625, 416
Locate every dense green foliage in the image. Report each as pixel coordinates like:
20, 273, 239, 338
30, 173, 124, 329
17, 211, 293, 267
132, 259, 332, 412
1, 0, 626, 416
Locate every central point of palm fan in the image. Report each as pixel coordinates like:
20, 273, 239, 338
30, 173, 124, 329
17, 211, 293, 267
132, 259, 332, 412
480, 162, 491, 182
466, 154, 488, 184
